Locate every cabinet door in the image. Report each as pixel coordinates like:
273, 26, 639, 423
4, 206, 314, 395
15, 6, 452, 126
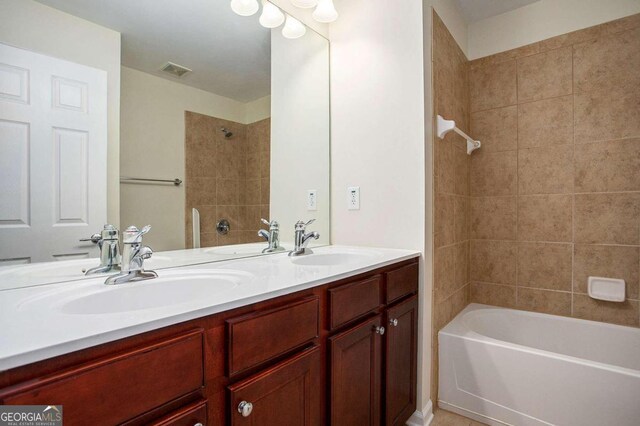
228, 346, 320, 426
385, 296, 418, 426
329, 315, 383, 426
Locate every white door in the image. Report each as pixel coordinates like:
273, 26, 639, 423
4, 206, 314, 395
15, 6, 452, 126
0, 43, 107, 264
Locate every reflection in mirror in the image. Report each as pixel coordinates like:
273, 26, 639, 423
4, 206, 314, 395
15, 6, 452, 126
0, 0, 330, 289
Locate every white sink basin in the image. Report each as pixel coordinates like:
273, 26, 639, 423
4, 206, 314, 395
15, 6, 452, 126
19, 269, 254, 315
290, 250, 380, 267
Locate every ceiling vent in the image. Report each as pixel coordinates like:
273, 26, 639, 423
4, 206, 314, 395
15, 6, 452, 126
160, 62, 192, 78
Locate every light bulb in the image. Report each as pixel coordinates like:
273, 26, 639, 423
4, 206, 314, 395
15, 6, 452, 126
230, 0, 259, 16
282, 14, 306, 39
291, 0, 318, 8
312, 0, 338, 23
259, 1, 285, 28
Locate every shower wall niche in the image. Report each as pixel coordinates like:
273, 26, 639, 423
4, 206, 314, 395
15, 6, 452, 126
184, 111, 270, 248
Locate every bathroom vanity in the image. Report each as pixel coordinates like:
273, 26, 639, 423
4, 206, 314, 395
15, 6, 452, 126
0, 247, 419, 426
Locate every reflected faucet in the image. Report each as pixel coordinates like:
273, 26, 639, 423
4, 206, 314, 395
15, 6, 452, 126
258, 218, 284, 253
82, 225, 121, 275
289, 219, 320, 257
104, 225, 157, 285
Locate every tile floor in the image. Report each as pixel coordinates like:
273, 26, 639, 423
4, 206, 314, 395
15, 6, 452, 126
431, 409, 486, 426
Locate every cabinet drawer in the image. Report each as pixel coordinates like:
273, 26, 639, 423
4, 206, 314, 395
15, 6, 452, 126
227, 296, 319, 377
385, 262, 418, 304
150, 400, 207, 426
0, 329, 204, 426
228, 346, 321, 426
329, 276, 381, 330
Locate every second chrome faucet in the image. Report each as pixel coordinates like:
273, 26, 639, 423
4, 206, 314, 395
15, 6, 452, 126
289, 219, 320, 257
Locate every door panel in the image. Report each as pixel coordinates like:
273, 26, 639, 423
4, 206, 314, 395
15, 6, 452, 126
0, 43, 107, 263
330, 315, 382, 426
385, 296, 418, 426
228, 346, 321, 426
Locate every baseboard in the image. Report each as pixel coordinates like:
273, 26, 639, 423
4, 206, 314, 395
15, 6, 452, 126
439, 400, 510, 426
406, 400, 434, 426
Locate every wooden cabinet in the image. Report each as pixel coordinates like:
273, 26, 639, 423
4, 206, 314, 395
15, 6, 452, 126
228, 346, 321, 426
0, 258, 419, 426
148, 400, 207, 426
329, 315, 383, 426
0, 329, 204, 426
385, 296, 418, 426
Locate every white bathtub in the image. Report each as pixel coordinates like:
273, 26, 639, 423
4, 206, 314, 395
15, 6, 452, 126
438, 303, 640, 426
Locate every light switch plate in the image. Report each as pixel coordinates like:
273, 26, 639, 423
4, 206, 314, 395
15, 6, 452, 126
307, 190, 317, 211
347, 186, 360, 210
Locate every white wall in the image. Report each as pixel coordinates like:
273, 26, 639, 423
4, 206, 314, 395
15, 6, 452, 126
330, 0, 428, 416
120, 66, 261, 251
329, 0, 467, 421
245, 95, 271, 124
0, 0, 121, 226
270, 28, 330, 246
468, 0, 640, 59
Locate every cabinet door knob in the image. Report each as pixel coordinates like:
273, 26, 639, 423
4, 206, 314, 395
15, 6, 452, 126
373, 325, 385, 335
389, 318, 398, 327
238, 401, 253, 417
194, 423, 203, 426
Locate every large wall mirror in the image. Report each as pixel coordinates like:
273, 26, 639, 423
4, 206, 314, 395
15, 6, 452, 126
0, 0, 330, 289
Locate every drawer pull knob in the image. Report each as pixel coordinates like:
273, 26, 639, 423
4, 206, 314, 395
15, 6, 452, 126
389, 318, 398, 327
374, 325, 385, 335
194, 423, 203, 426
238, 401, 253, 417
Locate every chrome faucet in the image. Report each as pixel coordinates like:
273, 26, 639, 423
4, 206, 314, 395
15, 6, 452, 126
289, 219, 320, 257
258, 218, 285, 253
105, 225, 157, 285
82, 225, 121, 275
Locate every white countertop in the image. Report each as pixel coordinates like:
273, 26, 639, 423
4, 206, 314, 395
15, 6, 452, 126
0, 245, 420, 372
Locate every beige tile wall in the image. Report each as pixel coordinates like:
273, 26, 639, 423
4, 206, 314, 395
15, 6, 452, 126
185, 112, 270, 248
468, 13, 640, 327
432, 11, 471, 402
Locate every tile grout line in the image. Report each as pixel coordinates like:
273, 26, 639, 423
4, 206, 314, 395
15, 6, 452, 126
515, 56, 520, 309
571, 39, 576, 318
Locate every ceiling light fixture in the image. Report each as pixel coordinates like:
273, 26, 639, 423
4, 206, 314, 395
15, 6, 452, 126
230, 0, 259, 16
312, 0, 338, 23
291, 0, 318, 8
282, 14, 306, 39
259, 1, 285, 28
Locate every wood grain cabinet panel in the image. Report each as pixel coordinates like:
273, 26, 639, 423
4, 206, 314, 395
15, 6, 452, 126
228, 346, 321, 426
329, 315, 383, 426
149, 400, 207, 426
0, 329, 204, 426
385, 296, 418, 426
385, 263, 419, 304
227, 296, 319, 377
328, 276, 382, 330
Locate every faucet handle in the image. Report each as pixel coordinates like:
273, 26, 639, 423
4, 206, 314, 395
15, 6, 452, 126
295, 219, 315, 231
262, 218, 280, 230
80, 233, 102, 244
123, 225, 151, 244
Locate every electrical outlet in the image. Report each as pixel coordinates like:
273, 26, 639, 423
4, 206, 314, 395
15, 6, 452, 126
307, 189, 317, 211
347, 186, 360, 210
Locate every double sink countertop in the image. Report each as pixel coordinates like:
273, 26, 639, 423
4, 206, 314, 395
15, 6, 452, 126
0, 245, 420, 372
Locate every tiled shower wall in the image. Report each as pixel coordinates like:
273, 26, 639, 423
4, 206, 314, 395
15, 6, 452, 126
432, 12, 470, 399
468, 14, 640, 327
185, 111, 270, 247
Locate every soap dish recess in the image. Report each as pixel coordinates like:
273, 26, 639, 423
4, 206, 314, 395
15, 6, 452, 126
588, 276, 625, 302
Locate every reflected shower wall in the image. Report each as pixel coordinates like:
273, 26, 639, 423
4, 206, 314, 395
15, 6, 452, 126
184, 111, 270, 248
